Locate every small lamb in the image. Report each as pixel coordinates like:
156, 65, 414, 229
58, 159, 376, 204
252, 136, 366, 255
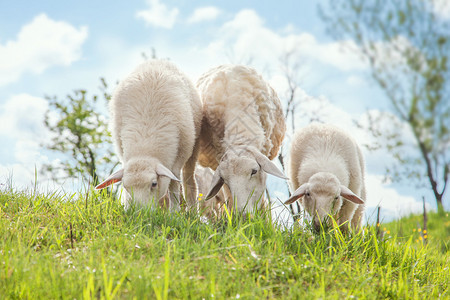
285, 123, 366, 230
197, 64, 287, 214
95, 60, 202, 211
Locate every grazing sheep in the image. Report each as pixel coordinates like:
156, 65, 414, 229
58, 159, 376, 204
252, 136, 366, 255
95, 59, 202, 211
197, 64, 287, 214
195, 166, 227, 220
285, 123, 366, 231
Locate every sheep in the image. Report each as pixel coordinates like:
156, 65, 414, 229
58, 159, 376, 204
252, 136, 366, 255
285, 123, 366, 231
95, 59, 202, 211
197, 64, 287, 214
195, 165, 227, 220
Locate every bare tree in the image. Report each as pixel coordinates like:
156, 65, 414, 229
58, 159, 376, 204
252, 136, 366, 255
277, 50, 326, 217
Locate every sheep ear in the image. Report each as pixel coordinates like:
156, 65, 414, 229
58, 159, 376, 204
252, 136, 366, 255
253, 151, 288, 179
205, 170, 224, 201
95, 169, 123, 190
156, 164, 181, 182
340, 185, 364, 204
284, 183, 308, 205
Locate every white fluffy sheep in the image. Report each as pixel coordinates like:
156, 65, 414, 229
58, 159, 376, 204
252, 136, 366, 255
195, 165, 226, 219
197, 64, 287, 214
285, 123, 366, 230
95, 59, 202, 211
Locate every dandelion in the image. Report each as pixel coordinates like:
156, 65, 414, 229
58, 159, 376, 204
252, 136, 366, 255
413, 228, 416, 232
416, 239, 419, 243
383, 227, 387, 231
424, 235, 428, 239
418, 228, 421, 232
387, 230, 390, 234
377, 223, 380, 227
419, 236, 423, 241
198, 193, 203, 202
423, 230, 427, 234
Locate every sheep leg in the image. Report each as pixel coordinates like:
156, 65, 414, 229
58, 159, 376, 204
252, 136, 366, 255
182, 138, 200, 212
351, 205, 364, 230
351, 185, 366, 230
168, 170, 182, 211
338, 201, 358, 231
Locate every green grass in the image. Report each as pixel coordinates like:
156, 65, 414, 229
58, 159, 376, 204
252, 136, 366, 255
0, 188, 449, 299
380, 211, 450, 253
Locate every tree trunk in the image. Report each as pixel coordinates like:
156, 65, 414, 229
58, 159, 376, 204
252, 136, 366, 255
436, 194, 444, 214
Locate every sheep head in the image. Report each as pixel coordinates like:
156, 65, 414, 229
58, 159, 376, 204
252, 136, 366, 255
95, 157, 180, 209
284, 172, 363, 230
205, 146, 287, 213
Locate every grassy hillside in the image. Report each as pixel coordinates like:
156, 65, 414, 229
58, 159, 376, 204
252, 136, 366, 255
381, 211, 450, 253
0, 188, 448, 299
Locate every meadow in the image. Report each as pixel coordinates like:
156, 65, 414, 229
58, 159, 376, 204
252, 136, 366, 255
0, 187, 448, 299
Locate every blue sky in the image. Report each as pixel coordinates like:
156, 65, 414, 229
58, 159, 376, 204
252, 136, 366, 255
0, 0, 447, 221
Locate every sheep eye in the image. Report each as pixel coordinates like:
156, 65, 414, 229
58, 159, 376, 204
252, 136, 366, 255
250, 168, 258, 176
305, 192, 310, 197
151, 181, 157, 188
334, 196, 339, 200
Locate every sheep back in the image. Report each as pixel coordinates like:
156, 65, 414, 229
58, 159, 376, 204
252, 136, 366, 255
197, 64, 285, 169
110, 59, 202, 170
290, 123, 365, 198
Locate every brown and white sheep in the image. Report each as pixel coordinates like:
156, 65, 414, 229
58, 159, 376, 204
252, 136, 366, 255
197, 64, 287, 214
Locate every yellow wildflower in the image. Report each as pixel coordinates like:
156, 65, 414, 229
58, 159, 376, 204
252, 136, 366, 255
424, 235, 428, 239
423, 229, 427, 234
418, 228, 421, 232
419, 236, 423, 241
413, 228, 416, 232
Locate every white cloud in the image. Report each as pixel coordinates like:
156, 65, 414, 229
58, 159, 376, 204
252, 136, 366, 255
364, 174, 433, 221
0, 14, 88, 87
346, 75, 367, 87
0, 163, 37, 190
0, 94, 77, 192
187, 6, 221, 24
136, 0, 179, 29
203, 9, 367, 72
0, 94, 49, 140
432, 0, 450, 19
0, 94, 53, 190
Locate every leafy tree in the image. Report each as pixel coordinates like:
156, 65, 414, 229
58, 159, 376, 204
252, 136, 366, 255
320, 0, 450, 212
42, 78, 118, 186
